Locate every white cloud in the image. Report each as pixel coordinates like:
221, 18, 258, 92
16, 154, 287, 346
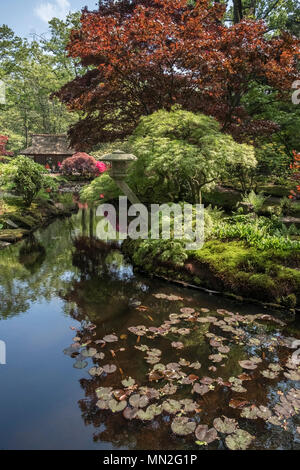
34, 0, 71, 23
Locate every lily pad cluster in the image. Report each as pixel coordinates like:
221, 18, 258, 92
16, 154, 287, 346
64, 297, 299, 450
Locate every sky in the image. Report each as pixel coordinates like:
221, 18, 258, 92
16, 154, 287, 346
1, 0, 99, 38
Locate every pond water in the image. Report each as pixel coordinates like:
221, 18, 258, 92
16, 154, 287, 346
0, 210, 299, 450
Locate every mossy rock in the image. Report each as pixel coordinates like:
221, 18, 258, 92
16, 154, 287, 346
0, 229, 28, 242
7, 213, 38, 230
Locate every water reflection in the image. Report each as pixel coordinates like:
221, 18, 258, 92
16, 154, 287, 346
0, 209, 299, 450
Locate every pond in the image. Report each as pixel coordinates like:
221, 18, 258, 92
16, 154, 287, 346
0, 210, 299, 450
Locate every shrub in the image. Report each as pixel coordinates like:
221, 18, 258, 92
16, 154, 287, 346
0, 156, 58, 206
60, 153, 106, 178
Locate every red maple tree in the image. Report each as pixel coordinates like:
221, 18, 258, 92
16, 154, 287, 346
54, 0, 299, 149
0, 135, 13, 157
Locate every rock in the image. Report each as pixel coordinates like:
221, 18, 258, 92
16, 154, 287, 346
0, 229, 28, 242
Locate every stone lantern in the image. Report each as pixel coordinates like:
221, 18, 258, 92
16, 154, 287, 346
101, 150, 140, 204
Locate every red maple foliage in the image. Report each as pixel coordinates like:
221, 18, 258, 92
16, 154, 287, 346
54, 0, 299, 149
0, 135, 13, 157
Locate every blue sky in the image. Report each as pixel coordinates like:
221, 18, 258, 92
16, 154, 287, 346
1, 0, 98, 38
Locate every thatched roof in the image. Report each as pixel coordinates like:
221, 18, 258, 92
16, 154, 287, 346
21, 134, 75, 156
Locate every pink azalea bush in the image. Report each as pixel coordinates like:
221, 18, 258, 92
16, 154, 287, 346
60, 153, 107, 178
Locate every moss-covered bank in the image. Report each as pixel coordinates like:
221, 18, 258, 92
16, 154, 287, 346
122, 239, 300, 310
0, 198, 77, 246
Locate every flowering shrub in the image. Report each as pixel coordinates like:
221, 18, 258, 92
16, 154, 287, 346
60, 153, 107, 179
0, 135, 13, 157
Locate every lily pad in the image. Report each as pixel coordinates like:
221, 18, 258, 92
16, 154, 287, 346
171, 417, 196, 436
225, 429, 255, 450
96, 387, 113, 400
213, 417, 238, 434
123, 407, 138, 420
103, 364, 117, 374
171, 342, 184, 350
161, 383, 177, 395
192, 383, 209, 395
81, 347, 97, 358
108, 398, 127, 413
121, 377, 135, 388
96, 399, 109, 410
103, 334, 118, 343
195, 425, 218, 444
162, 399, 182, 414
129, 394, 149, 408
73, 360, 88, 369
209, 354, 223, 363
238, 360, 258, 370
89, 366, 103, 377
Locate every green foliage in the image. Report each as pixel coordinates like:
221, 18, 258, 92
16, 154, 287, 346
212, 214, 300, 251
127, 109, 256, 204
80, 174, 122, 204
1, 156, 56, 206
239, 191, 268, 213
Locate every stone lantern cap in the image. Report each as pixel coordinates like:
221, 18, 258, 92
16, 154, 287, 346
101, 149, 137, 162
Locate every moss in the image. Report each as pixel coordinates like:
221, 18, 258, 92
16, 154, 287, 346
191, 240, 300, 306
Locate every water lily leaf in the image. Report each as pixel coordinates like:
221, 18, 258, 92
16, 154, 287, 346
162, 399, 182, 414
108, 399, 127, 413
171, 417, 196, 436
195, 425, 218, 444
96, 399, 109, 410
192, 383, 209, 395
180, 399, 197, 413
225, 429, 255, 450
240, 406, 259, 420
267, 415, 283, 426
268, 363, 282, 372
209, 354, 223, 363
260, 369, 278, 379
135, 345, 149, 352
89, 366, 103, 377
166, 362, 181, 371
284, 371, 300, 381
180, 307, 195, 315
161, 384, 177, 395
139, 387, 160, 400
73, 360, 88, 369
96, 387, 113, 400
147, 404, 162, 416
123, 407, 138, 420
128, 325, 147, 336
121, 377, 135, 388
146, 356, 160, 364
249, 356, 262, 364
213, 417, 238, 434
218, 345, 230, 354
81, 347, 97, 358
172, 342, 184, 350
239, 360, 258, 370
94, 352, 105, 360
129, 394, 149, 408
136, 408, 155, 421
189, 361, 201, 370
179, 358, 190, 366
177, 328, 191, 335
103, 334, 118, 343
200, 308, 210, 313
200, 377, 214, 385
103, 364, 117, 374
